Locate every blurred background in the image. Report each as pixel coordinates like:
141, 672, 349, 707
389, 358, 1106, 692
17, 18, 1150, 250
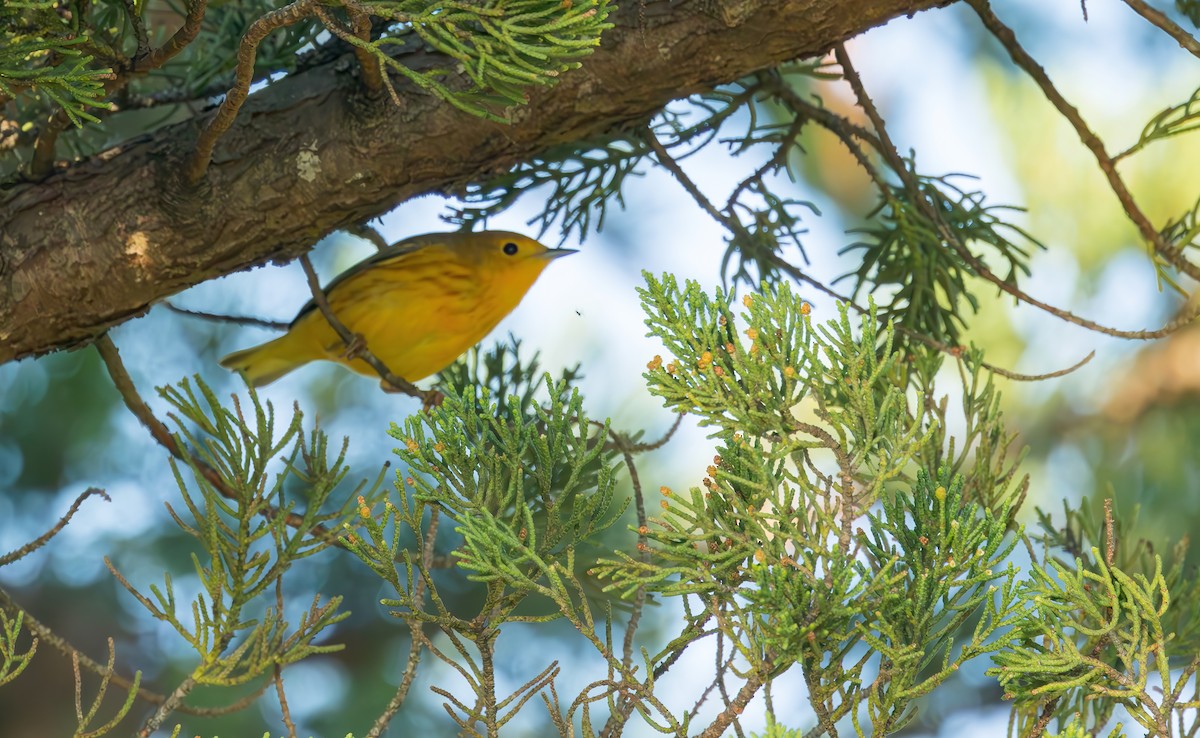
2, 1, 1200, 735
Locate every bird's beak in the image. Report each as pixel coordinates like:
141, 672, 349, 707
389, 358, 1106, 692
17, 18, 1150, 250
540, 248, 578, 260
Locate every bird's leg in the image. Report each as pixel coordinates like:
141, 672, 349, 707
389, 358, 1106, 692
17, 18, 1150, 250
378, 380, 445, 410
340, 332, 368, 360
422, 390, 446, 411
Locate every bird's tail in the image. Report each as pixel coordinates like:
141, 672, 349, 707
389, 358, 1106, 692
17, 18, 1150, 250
219, 333, 310, 387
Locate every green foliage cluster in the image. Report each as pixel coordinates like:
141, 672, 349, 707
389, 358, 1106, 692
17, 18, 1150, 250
988, 499, 1200, 737
360, 0, 613, 119
596, 275, 1027, 734
344, 375, 626, 731
447, 131, 649, 237
126, 380, 361, 680
0, 1, 113, 126
0, 608, 35, 687
844, 171, 1040, 348
110, 380, 374, 734
6, 277, 1200, 737
1, 0, 613, 175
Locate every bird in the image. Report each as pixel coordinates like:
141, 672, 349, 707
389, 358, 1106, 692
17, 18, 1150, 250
219, 231, 576, 387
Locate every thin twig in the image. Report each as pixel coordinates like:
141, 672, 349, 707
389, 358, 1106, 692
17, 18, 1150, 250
316, 4, 384, 95
0, 488, 109, 567
695, 670, 767, 738
611, 439, 649, 669
624, 412, 686, 453
187, 0, 321, 183
1026, 697, 1062, 738
366, 509, 438, 738
1103, 497, 1116, 566
138, 675, 198, 737
598, 611, 716, 738
834, 42, 1200, 341
164, 301, 289, 331
28, 110, 71, 178
1120, 0, 1200, 60
142, 0, 209, 70
346, 222, 391, 252
713, 632, 746, 738
297, 253, 434, 403
93, 334, 346, 547
646, 128, 733, 230
274, 580, 299, 738
121, 0, 151, 60
965, 0, 1200, 284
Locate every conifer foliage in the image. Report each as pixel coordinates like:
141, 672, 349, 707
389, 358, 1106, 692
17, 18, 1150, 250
3, 1, 1200, 737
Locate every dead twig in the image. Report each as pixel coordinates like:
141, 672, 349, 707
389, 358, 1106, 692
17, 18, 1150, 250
0, 488, 109, 567
164, 301, 289, 331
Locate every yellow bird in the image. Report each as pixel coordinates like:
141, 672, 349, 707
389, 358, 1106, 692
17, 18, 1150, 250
219, 231, 576, 386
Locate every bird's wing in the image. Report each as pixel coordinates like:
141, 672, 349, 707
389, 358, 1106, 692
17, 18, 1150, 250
290, 233, 447, 326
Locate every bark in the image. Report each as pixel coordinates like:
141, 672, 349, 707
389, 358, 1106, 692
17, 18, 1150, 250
0, 0, 947, 363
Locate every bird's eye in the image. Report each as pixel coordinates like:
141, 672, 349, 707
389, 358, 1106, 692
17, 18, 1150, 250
503, 242, 519, 255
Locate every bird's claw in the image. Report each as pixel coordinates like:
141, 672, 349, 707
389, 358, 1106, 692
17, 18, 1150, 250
341, 333, 367, 360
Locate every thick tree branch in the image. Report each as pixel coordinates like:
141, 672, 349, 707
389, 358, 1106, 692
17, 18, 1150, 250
0, 0, 948, 364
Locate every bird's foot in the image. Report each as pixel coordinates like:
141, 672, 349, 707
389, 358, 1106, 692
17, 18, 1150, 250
341, 332, 367, 360
422, 389, 446, 411
378, 381, 444, 411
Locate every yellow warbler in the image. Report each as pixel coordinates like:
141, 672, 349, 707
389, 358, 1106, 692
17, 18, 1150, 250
219, 231, 575, 386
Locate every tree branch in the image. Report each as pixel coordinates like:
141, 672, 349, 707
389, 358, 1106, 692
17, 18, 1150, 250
0, 0, 951, 364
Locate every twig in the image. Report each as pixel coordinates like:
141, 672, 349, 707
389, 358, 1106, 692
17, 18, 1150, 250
187, 0, 322, 183
646, 128, 734, 231
1103, 497, 1116, 566
0, 488, 109, 567
93, 334, 346, 547
163, 301, 289, 331
315, 4, 384, 95
274, 577, 299, 738
346, 222, 391, 252
611, 440, 649, 668
625, 411, 686, 453
598, 611, 716, 738
142, 0, 209, 70
1026, 697, 1062, 738
713, 633, 746, 738
1120, 0, 1200, 60
965, 0, 1200, 284
121, 0, 151, 60
297, 254, 434, 403
834, 42, 1200, 341
28, 110, 71, 178
138, 675, 198, 737
366, 510, 437, 738
695, 670, 766, 738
